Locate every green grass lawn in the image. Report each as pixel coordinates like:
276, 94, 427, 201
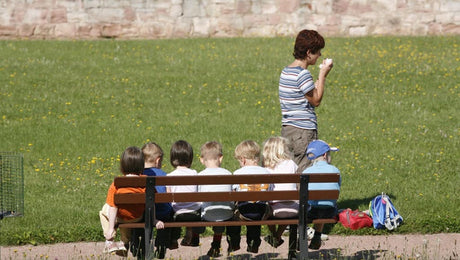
0, 36, 458, 245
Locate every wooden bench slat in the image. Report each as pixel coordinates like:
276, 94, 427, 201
114, 193, 145, 204
113, 173, 340, 188
118, 218, 337, 229
114, 190, 339, 205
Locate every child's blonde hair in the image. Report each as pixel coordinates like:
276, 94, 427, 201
262, 136, 292, 169
141, 142, 164, 164
200, 141, 223, 161
234, 140, 260, 162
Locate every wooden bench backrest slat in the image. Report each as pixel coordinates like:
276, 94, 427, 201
114, 193, 145, 204
113, 173, 339, 188
114, 190, 339, 205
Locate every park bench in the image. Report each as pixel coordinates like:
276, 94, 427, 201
114, 173, 340, 260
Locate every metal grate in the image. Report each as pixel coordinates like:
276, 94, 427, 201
0, 152, 24, 219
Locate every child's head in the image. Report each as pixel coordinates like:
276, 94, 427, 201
141, 142, 164, 168
262, 136, 292, 169
120, 146, 144, 175
170, 140, 194, 168
200, 141, 223, 166
234, 140, 260, 165
306, 140, 339, 164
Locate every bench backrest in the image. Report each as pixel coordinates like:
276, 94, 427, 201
114, 173, 339, 205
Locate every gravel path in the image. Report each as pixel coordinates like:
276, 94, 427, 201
1, 233, 459, 260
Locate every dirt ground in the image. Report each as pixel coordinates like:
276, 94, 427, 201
1, 233, 459, 260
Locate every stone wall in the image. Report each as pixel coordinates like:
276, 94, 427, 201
0, 0, 459, 39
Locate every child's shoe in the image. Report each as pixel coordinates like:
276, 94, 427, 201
308, 233, 322, 250
103, 241, 127, 255
154, 246, 166, 259
246, 245, 259, 253
227, 244, 240, 254
207, 247, 221, 257
264, 235, 284, 248
180, 235, 200, 247
168, 240, 179, 250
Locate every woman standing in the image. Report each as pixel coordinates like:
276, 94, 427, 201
279, 29, 334, 173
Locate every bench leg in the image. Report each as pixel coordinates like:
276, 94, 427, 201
288, 224, 298, 260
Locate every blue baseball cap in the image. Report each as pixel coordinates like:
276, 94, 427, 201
306, 140, 339, 160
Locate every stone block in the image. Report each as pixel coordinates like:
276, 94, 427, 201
0, 8, 12, 24
313, 0, 333, 14
34, 24, 55, 37
170, 4, 183, 17
101, 23, 122, 37
183, 0, 202, 17
349, 25, 367, 36
87, 8, 124, 23
11, 7, 26, 23
55, 23, 76, 37
440, 1, 460, 12
123, 7, 136, 21
236, 0, 251, 14
18, 24, 36, 36
50, 8, 68, 23
192, 17, 210, 36
277, 0, 300, 13
23, 9, 48, 24
0, 25, 16, 36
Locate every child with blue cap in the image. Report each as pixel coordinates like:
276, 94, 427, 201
302, 140, 341, 250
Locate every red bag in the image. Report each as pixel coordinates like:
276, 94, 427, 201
338, 208, 373, 230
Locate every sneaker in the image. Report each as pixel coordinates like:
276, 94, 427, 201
308, 235, 322, 250
307, 227, 315, 240
264, 235, 284, 248
103, 241, 119, 254
103, 241, 127, 255
207, 247, 221, 257
115, 242, 128, 257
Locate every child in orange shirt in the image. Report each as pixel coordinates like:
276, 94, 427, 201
99, 146, 165, 256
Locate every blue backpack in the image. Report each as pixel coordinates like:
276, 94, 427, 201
369, 193, 403, 230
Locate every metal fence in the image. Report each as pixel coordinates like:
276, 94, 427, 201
0, 152, 24, 219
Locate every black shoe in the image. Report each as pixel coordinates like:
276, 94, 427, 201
168, 240, 179, 250
247, 245, 259, 253
227, 245, 240, 254
154, 246, 166, 259
181, 236, 200, 247
264, 235, 284, 248
207, 247, 221, 257
308, 235, 322, 250
288, 251, 297, 260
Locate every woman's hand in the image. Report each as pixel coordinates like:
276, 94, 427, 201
319, 58, 333, 77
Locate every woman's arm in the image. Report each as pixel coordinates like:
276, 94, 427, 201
305, 60, 333, 107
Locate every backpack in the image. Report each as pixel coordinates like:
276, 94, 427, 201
369, 193, 403, 230
338, 208, 373, 230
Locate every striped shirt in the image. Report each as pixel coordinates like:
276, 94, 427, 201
279, 66, 317, 129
